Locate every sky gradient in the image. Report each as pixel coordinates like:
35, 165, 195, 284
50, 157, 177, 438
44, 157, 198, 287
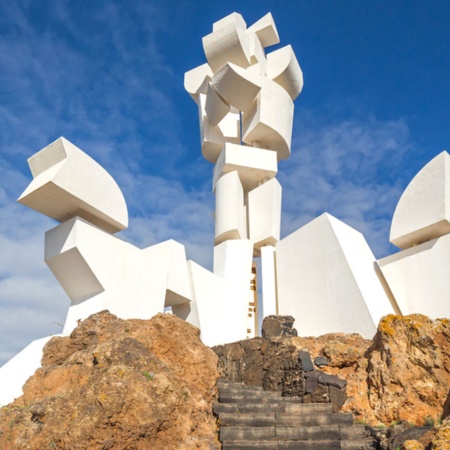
1, 0, 450, 366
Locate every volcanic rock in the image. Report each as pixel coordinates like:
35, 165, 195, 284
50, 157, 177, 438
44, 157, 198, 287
0, 311, 220, 450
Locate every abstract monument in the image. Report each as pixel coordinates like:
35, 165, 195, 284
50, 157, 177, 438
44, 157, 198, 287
1, 12, 449, 407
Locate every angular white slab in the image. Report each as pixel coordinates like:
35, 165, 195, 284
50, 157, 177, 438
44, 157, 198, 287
267, 45, 304, 100
18, 137, 128, 234
248, 178, 282, 250
203, 14, 251, 73
45, 217, 192, 333
276, 213, 395, 338
379, 233, 450, 318
205, 82, 230, 127
390, 151, 450, 249
197, 94, 240, 163
242, 78, 294, 160
214, 171, 246, 244
0, 335, 57, 407
211, 62, 262, 112
184, 63, 213, 102
212, 143, 278, 192
246, 12, 280, 48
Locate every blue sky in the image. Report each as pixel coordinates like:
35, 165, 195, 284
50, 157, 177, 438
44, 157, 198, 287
1, 0, 449, 365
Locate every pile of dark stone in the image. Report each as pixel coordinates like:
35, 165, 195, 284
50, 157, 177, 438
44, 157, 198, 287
213, 315, 349, 413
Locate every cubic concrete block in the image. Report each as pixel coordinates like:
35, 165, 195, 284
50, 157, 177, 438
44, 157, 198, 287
212, 143, 278, 192
267, 44, 304, 100
214, 171, 247, 245
379, 233, 450, 318
45, 217, 192, 333
184, 63, 213, 102
276, 213, 396, 338
242, 78, 294, 160
203, 13, 251, 72
246, 12, 280, 49
248, 178, 282, 249
390, 151, 450, 249
18, 137, 128, 234
211, 62, 262, 112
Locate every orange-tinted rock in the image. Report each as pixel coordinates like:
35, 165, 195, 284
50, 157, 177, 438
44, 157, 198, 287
0, 311, 220, 450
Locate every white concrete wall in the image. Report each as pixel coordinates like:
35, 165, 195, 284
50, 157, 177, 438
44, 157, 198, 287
276, 213, 395, 338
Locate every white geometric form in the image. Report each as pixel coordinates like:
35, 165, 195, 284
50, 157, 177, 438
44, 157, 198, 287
203, 13, 251, 73
0, 335, 57, 407
205, 83, 230, 127
267, 45, 304, 100
379, 227, 450, 318
18, 137, 128, 234
45, 217, 192, 333
247, 32, 268, 74
211, 62, 262, 112
248, 178, 282, 250
246, 12, 280, 49
242, 78, 294, 160
260, 245, 278, 317
276, 213, 395, 338
214, 171, 246, 245
184, 63, 213, 102
390, 151, 450, 250
212, 143, 278, 192
197, 94, 240, 163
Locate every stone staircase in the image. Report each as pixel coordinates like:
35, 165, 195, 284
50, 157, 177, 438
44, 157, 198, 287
214, 380, 376, 450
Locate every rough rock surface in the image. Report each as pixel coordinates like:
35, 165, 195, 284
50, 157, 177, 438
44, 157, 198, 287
214, 314, 450, 427
0, 311, 220, 450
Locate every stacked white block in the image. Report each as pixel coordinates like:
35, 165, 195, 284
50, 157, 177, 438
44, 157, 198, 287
276, 213, 395, 338
378, 151, 450, 318
18, 137, 128, 234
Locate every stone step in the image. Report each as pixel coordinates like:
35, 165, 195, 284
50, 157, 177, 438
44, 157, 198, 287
220, 425, 341, 442
219, 391, 283, 402
214, 402, 286, 414
340, 438, 377, 449
214, 401, 334, 415
222, 440, 341, 449
218, 412, 354, 427
217, 380, 263, 391
340, 424, 370, 440
274, 412, 353, 427
218, 412, 277, 427
276, 424, 340, 441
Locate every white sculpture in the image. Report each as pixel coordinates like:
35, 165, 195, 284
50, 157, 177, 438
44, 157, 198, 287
4, 11, 450, 408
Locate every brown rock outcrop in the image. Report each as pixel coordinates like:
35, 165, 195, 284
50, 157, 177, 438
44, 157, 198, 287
0, 311, 220, 450
214, 314, 450, 427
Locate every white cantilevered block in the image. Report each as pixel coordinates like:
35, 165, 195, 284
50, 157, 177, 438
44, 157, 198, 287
248, 178, 282, 250
242, 78, 294, 160
198, 94, 240, 163
246, 12, 280, 49
267, 45, 304, 100
247, 32, 268, 74
18, 137, 128, 234
184, 63, 213, 102
211, 62, 262, 112
205, 83, 230, 127
45, 217, 192, 333
276, 213, 395, 338
390, 151, 450, 249
214, 171, 246, 245
212, 143, 278, 192
203, 14, 251, 73
379, 233, 450, 318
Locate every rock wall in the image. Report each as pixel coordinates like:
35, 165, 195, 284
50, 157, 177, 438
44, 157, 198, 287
0, 311, 220, 450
